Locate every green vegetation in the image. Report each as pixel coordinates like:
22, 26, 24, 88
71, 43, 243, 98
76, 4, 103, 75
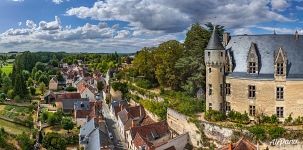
0, 105, 34, 128
0, 64, 13, 75
0, 118, 31, 135
248, 125, 285, 141
227, 110, 250, 124
140, 99, 167, 120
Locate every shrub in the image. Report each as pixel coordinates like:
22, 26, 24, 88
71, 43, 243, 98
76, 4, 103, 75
205, 110, 226, 122
248, 126, 266, 141
135, 79, 153, 89
284, 114, 293, 125
227, 110, 250, 124
268, 126, 285, 140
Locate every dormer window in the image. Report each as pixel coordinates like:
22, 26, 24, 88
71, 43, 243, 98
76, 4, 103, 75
247, 43, 259, 74
274, 47, 287, 77
276, 63, 284, 75
248, 62, 256, 74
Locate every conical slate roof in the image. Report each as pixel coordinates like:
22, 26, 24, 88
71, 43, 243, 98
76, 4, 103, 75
206, 27, 225, 50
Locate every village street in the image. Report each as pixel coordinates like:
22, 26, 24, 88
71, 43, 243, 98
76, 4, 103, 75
102, 103, 127, 150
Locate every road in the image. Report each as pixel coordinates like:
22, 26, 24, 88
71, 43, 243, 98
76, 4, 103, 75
102, 103, 127, 150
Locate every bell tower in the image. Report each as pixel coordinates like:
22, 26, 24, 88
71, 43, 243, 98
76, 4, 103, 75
204, 27, 226, 111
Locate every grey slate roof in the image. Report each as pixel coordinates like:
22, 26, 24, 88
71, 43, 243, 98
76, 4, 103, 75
62, 98, 89, 111
226, 34, 303, 78
206, 27, 225, 50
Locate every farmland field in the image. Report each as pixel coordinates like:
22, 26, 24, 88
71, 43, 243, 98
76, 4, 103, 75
0, 64, 13, 75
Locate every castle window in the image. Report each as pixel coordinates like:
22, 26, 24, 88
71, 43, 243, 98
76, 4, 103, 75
221, 52, 223, 57
276, 87, 284, 100
220, 67, 222, 72
249, 105, 256, 116
248, 85, 256, 98
226, 102, 231, 111
209, 68, 211, 73
276, 107, 284, 118
276, 63, 284, 75
248, 62, 256, 73
208, 52, 211, 57
209, 103, 212, 110
225, 83, 231, 95
208, 84, 212, 95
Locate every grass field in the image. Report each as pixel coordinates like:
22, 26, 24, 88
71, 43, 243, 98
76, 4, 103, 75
0, 118, 31, 135
0, 64, 13, 75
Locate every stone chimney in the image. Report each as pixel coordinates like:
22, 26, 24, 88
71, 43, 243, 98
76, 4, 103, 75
295, 30, 299, 40
223, 32, 230, 47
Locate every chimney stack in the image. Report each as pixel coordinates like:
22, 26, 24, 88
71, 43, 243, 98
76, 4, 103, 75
223, 32, 230, 47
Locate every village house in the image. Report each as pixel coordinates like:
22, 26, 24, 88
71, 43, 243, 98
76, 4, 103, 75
117, 106, 154, 140
126, 121, 188, 150
205, 28, 303, 120
79, 118, 112, 150
74, 101, 103, 126
77, 83, 99, 101
110, 100, 129, 119
49, 77, 58, 91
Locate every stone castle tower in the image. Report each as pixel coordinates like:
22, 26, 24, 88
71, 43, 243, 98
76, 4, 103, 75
204, 28, 226, 111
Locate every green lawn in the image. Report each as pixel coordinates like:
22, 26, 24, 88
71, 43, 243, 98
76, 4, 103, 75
0, 64, 13, 75
0, 118, 31, 135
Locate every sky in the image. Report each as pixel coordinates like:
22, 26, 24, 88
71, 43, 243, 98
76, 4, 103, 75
0, 0, 303, 53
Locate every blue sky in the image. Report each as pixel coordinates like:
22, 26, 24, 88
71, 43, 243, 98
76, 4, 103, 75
0, 0, 303, 53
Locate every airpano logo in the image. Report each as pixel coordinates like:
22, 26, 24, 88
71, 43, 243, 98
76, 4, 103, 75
270, 138, 299, 146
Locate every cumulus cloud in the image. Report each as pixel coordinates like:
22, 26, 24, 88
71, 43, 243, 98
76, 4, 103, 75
0, 16, 178, 53
271, 0, 289, 11
66, 0, 292, 33
26, 20, 36, 29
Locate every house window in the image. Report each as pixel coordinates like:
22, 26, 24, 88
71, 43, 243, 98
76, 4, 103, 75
276, 87, 284, 100
220, 67, 222, 72
208, 84, 212, 95
209, 68, 211, 73
249, 62, 256, 73
248, 85, 256, 98
226, 102, 231, 111
226, 65, 230, 72
208, 52, 211, 57
249, 105, 256, 116
209, 103, 212, 110
276, 63, 284, 75
276, 107, 284, 118
221, 52, 223, 57
225, 83, 231, 95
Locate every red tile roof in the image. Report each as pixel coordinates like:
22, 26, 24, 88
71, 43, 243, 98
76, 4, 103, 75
221, 137, 256, 150
56, 92, 81, 101
131, 121, 170, 150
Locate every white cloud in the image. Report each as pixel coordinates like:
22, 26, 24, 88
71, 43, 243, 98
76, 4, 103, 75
233, 28, 253, 35
38, 16, 61, 30
66, 0, 292, 33
115, 30, 131, 39
26, 20, 36, 29
271, 0, 289, 11
52, 0, 70, 4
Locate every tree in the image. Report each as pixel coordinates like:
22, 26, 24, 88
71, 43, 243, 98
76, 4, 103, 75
153, 40, 184, 90
42, 132, 67, 150
132, 47, 156, 82
38, 83, 46, 95
16, 132, 34, 150
205, 22, 225, 40
175, 23, 211, 96
61, 117, 74, 133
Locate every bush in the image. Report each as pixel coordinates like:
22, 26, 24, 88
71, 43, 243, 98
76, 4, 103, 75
227, 110, 250, 124
135, 79, 153, 89
248, 126, 266, 141
260, 115, 279, 124
284, 114, 293, 125
205, 110, 226, 122
29, 87, 36, 96
268, 126, 285, 140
